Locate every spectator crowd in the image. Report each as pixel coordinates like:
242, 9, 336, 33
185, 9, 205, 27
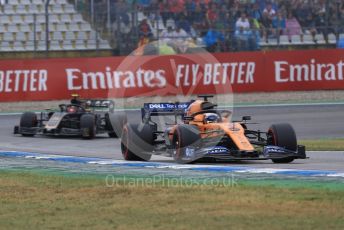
78, 0, 344, 54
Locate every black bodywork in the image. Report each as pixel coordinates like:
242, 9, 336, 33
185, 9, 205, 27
14, 99, 124, 139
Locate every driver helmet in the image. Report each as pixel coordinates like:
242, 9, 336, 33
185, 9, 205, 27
67, 106, 77, 113
204, 113, 220, 123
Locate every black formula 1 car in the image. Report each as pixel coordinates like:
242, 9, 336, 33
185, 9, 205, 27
14, 95, 126, 139
121, 95, 306, 163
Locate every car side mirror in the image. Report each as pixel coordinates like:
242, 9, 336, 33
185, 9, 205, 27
242, 116, 251, 121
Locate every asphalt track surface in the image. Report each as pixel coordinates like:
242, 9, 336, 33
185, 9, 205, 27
0, 104, 343, 172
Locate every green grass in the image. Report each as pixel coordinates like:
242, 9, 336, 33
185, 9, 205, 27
0, 170, 343, 230
300, 139, 344, 151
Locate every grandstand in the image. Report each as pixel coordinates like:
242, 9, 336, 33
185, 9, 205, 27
103, 0, 343, 55
0, 0, 111, 58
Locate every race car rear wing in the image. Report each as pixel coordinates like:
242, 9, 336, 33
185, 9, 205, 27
85, 100, 115, 112
141, 102, 190, 120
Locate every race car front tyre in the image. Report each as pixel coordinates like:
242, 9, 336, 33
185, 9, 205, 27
173, 124, 200, 164
19, 112, 38, 137
268, 123, 297, 163
80, 114, 96, 139
107, 113, 127, 138
121, 123, 153, 161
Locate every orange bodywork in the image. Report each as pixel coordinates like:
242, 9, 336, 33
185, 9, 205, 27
169, 100, 255, 151
198, 122, 255, 151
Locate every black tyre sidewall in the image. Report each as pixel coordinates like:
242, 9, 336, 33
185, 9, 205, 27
174, 124, 200, 163
268, 123, 297, 163
20, 112, 37, 128
19, 112, 38, 137
107, 113, 127, 138
121, 123, 153, 161
80, 114, 96, 139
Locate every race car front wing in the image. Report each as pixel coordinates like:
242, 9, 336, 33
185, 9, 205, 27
14, 126, 83, 136
180, 145, 306, 162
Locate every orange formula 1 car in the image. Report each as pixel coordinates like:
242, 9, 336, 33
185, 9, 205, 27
121, 95, 306, 164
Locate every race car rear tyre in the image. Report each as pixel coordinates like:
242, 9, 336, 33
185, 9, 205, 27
173, 124, 201, 164
80, 114, 96, 139
107, 113, 127, 138
121, 123, 153, 161
19, 112, 38, 137
268, 123, 297, 163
